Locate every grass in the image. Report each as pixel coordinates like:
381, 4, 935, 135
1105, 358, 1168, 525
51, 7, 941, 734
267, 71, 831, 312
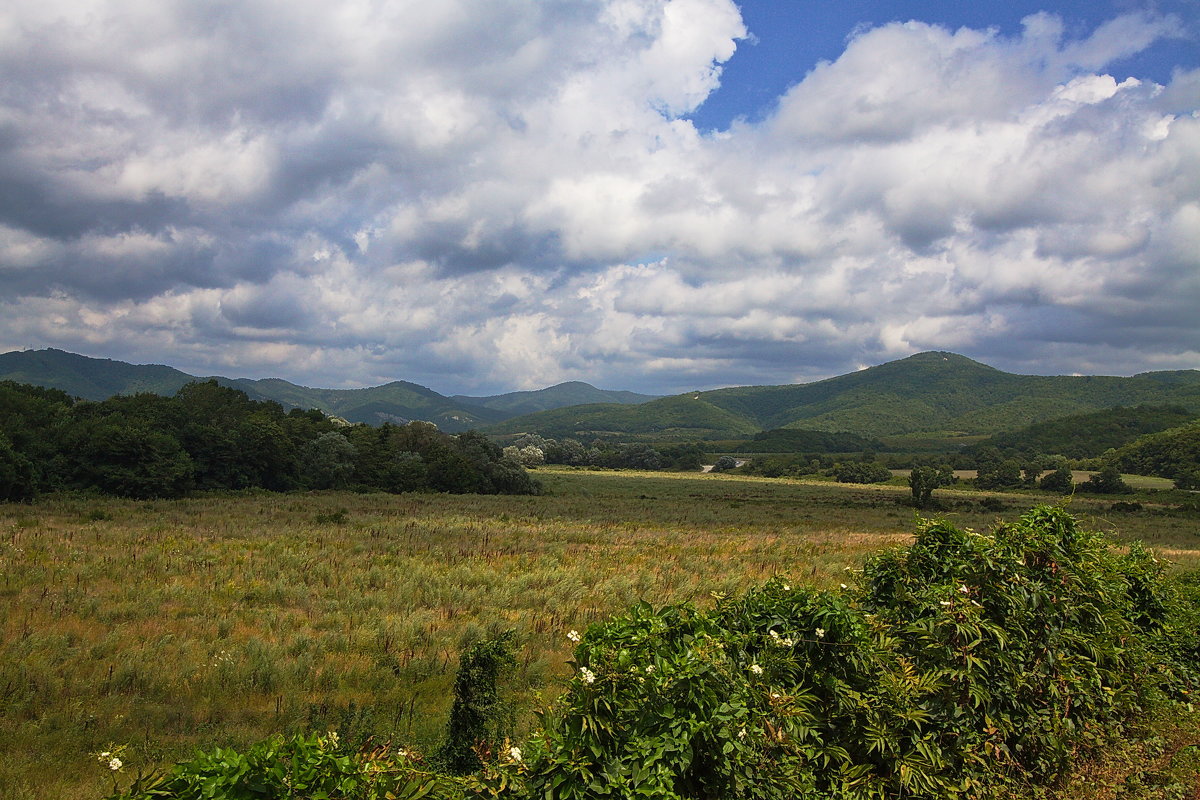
2, 468, 1199, 798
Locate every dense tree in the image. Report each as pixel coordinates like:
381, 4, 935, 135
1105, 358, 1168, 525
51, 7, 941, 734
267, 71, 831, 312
834, 461, 892, 484
909, 464, 953, 508
1039, 466, 1075, 494
1078, 465, 1133, 495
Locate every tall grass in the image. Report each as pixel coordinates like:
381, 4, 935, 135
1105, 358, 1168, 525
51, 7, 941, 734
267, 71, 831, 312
2, 469, 1197, 798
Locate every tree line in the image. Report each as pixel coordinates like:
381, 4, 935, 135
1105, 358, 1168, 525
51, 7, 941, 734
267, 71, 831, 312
0, 380, 539, 501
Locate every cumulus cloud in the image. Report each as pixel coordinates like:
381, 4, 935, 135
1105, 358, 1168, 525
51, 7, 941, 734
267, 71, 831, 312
0, 1, 1196, 393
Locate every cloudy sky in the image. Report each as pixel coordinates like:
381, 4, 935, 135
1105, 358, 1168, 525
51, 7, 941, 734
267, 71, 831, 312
1, 0, 1197, 395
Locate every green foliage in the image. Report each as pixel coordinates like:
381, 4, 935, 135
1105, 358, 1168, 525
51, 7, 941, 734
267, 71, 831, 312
104, 732, 465, 800
908, 465, 952, 508
975, 459, 1023, 490
1039, 466, 1075, 494
1111, 420, 1200, 485
711, 455, 739, 472
969, 405, 1196, 460
736, 428, 885, 454
834, 461, 893, 484
1079, 465, 1134, 495
437, 631, 519, 775
523, 507, 1200, 799
0, 380, 538, 499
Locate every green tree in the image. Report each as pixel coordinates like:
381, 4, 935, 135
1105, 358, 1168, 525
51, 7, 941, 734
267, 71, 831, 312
300, 431, 357, 490
1079, 464, 1133, 494
1039, 466, 1074, 494
909, 464, 952, 509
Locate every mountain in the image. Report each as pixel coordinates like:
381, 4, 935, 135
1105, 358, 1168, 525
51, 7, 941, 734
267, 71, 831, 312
0, 349, 631, 433
453, 381, 658, 416
485, 352, 1200, 440
0, 348, 197, 400
6, 348, 1199, 441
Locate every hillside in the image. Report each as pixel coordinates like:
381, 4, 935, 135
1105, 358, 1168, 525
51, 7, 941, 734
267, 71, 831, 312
0, 348, 197, 400
485, 394, 761, 440
0, 349, 506, 432
453, 381, 657, 415
967, 405, 1197, 459
485, 352, 1200, 440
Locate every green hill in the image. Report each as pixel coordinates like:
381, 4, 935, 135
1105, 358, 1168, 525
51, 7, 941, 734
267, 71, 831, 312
967, 405, 1197, 459
485, 394, 760, 440
484, 352, 1200, 440
0, 350, 506, 432
453, 381, 657, 416
0, 348, 196, 400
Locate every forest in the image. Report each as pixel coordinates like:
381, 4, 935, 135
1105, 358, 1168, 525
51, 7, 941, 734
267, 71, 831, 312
0, 380, 540, 501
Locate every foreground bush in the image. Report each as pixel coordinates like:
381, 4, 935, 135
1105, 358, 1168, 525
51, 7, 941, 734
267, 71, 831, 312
105, 507, 1200, 799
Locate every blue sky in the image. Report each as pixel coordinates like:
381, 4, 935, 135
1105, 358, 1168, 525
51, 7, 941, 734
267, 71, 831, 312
692, 1, 1200, 129
0, 0, 1197, 394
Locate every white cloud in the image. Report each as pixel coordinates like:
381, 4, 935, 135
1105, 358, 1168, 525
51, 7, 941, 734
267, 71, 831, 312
0, 2, 1196, 393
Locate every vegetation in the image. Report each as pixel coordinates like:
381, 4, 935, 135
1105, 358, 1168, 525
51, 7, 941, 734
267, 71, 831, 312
4, 470, 1200, 798
1112, 419, 1200, 489
967, 405, 1196, 460
0, 380, 539, 500
734, 428, 885, 454
85, 503, 1200, 799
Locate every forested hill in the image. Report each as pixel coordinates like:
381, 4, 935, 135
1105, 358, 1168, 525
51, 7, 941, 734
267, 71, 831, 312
486, 352, 1200, 440
0, 349, 648, 433
6, 348, 1199, 439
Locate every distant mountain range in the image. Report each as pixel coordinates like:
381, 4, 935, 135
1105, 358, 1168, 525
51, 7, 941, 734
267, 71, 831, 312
0, 349, 657, 433
3, 348, 1197, 440
482, 352, 1200, 440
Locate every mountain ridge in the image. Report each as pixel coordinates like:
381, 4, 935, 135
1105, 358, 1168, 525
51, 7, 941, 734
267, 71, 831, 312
3, 348, 1197, 439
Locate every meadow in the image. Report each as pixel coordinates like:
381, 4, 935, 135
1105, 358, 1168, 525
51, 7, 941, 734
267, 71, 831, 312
2, 468, 1199, 799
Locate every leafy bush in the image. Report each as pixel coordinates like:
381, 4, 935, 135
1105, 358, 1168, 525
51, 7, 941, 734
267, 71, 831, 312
834, 461, 893, 484
525, 507, 1199, 799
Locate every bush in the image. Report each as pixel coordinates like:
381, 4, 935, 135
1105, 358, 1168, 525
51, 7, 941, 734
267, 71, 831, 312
526, 507, 1200, 799
1038, 466, 1074, 494
1079, 464, 1133, 495
834, 461, 893, 484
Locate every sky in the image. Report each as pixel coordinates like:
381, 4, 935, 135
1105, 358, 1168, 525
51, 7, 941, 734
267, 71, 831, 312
1, 0, 1198, 395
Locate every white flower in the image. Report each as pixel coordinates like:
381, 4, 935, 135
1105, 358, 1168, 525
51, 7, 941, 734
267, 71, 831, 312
738, 727, 747, 739
749, 664, 763, 675
645, 665, 654, 674
509, 746, 522, 762
781, 584, 790, 591
99, 751, 111, 759
567, 630, 581, 643
940, 600, 952, 606
769, 629, 779, 639
397, 748, 410, 758
958, 584, 970, 595
579, 667, 596, 684
770, 692, 781, 699
108, 758, 122, 771
840, 583, 848, 589
815, 628, 826, 639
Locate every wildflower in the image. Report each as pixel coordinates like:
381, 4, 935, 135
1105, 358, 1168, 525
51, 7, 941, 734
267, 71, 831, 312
958, 584, 970, 595
815, 628, 826, 639
645, 664, 654, 674
840, 583, 848, 589
781, 584, 791, 591
738, 727, 747, 739
580, 666, 596, 684
509, 746, 522, 762
109, 758, 123, 771
939, 600, 952, 606
397, 748, 410, 759
770, 692, 781, 699
749, 663, 763, 675
567, 630, 581, 643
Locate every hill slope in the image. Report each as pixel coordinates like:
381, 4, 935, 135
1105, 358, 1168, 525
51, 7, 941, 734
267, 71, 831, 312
485, 352, 1200, 440
453, 381, 657, 416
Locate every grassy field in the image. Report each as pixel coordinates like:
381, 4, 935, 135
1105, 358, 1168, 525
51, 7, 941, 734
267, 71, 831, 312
2, 468, 1199, 798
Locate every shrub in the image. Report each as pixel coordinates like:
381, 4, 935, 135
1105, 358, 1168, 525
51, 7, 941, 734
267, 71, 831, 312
834, 461, 893, 484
